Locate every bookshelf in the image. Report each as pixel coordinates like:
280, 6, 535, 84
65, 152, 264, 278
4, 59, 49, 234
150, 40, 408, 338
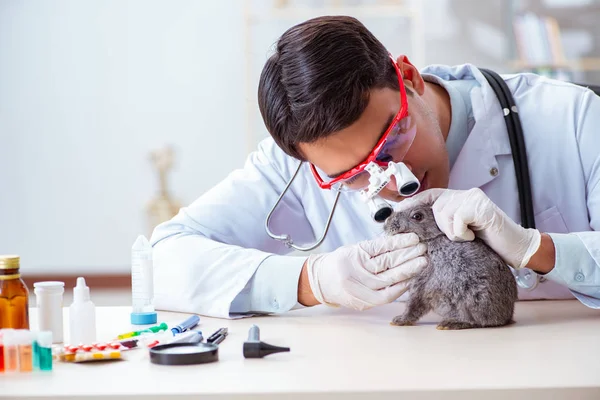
507, 0, 600, 82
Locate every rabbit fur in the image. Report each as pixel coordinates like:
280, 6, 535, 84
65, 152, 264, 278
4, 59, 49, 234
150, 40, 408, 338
383, 202, 518, 330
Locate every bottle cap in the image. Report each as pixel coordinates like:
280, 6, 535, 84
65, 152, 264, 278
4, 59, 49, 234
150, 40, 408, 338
0, 255, 20, 269
2, 329, 17, 346
36, 331, 53, 348
73, 277, 91, 303
34, 281, 65, 294
15, 329, 34, 346
131, 312, 157, 325
132, 235, 152, 255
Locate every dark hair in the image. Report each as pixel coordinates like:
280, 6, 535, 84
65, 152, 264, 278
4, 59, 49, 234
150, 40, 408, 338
257, 15, 403, 160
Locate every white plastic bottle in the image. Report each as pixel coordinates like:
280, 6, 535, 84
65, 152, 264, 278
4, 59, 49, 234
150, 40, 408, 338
68, 277, 96, 344
130, 235, 157, 325
33, 281, 65, 343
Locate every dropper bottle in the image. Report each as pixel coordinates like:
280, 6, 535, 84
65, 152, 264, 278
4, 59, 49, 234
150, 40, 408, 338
68, 277, 96, 344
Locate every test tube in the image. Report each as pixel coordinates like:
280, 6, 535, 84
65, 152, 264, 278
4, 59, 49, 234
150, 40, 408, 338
3, 329, 19, 373
0, 329, 5, 373
130, 235, 157, 325
17, 330, 33, 372
36, 331, 53, 371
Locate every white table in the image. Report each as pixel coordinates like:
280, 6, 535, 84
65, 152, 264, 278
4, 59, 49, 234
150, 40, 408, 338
2, 300, 600, 399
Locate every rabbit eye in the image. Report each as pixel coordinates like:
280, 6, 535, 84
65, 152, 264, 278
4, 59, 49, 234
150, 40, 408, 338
411, 212, 423, 221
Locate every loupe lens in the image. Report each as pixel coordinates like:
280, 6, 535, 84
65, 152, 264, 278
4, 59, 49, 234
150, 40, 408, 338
399, 182, 419, 196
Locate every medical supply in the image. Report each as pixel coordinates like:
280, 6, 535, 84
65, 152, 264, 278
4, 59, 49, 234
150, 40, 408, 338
0, 255, 30, 329
17, 330, 33, 372
479, 68, 543, 290
206, 327, 228, 345
0, 330, 6, 373
69, 277, 96, 345
168, 330, 203, 344
146, 330, 203, 348
116, 322, 167, 340
0, 330, 4, 372
2, 329, 19, 372
63, 339, 136, 355
34, 331, 53, 371
33, 281, 65, 343
131, 235, 157, 325
0, 329, 55, 373
243, 325, 289, 359
116, 339, 139, 349
170, 315, 199, 335
359, 161, 419, 223
60, 349, 122, 363
149, 342, 219, 365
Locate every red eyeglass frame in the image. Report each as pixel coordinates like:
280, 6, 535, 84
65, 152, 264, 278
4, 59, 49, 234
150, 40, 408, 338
309, 54, 409, 190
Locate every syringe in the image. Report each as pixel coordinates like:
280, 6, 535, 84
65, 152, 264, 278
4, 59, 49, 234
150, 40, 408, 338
130, 235, 158, 325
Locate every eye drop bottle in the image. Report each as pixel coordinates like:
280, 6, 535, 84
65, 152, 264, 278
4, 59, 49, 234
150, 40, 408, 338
68, 277, 96, 344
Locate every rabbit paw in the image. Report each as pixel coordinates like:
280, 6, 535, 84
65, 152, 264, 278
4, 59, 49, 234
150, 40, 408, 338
390, 316, 416, 326
436, 320, 478, 330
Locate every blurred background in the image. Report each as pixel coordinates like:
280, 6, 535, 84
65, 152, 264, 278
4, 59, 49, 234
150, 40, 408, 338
1, 0, 599, 304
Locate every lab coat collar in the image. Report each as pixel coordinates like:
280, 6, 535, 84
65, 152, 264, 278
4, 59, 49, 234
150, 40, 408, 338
421, 64, 512, 190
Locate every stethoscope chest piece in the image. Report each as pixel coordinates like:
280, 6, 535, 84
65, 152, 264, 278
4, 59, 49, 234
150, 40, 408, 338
514, 268, 539, 291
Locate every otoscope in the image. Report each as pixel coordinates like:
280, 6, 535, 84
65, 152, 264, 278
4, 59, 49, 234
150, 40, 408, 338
243, 325, 290, 358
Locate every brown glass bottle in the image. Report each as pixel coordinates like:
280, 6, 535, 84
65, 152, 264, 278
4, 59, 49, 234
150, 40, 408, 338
0, 255, 30, 329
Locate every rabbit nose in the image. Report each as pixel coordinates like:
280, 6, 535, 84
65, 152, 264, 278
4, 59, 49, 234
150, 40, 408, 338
385, 214, 408, 234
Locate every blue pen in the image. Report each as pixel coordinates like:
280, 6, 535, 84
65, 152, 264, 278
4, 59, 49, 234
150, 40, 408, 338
171, 315, 200, 335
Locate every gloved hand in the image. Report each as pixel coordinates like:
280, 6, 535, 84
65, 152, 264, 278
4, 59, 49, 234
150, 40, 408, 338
396, 188, 541, 269
305, 233, 428, 310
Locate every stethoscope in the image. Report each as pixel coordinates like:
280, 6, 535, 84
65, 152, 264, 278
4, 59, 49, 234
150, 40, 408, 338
265, 67, 543, 291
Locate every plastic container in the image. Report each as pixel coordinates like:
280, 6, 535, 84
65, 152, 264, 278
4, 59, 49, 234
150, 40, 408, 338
33, 281, 65, 343
0, 329, 5, 373
0, 255, 30, 329
2, 329, 19, 373
130, 235, 157, 325
35, 331, 53, 371
68, 277, 96, 345
17, 330, 33, 372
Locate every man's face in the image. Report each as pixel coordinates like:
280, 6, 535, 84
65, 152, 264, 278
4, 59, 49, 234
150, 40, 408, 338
298, 86, 450, 203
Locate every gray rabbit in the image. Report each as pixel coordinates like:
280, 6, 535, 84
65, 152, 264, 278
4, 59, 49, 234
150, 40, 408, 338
383, 202, 517, 330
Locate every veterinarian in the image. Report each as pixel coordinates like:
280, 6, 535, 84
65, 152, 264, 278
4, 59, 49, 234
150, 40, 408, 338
149, 16, 600, 318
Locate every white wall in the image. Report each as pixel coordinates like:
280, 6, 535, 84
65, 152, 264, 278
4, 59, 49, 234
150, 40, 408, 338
0, 0, 513, 274
0, 0, 248, 273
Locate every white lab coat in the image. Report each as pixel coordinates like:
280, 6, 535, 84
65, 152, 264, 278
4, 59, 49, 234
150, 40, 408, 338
150, 64, 600, 318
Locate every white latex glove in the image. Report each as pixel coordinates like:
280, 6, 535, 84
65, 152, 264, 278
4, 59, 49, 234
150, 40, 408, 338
396, 188, 541, 269
306, 233, 428, 311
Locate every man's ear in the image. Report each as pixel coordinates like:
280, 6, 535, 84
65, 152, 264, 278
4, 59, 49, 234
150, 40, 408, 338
396, 55, 425, 96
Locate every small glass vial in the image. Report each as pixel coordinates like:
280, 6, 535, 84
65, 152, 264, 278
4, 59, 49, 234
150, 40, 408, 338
17, 330, 33, 372
0, 329, 5, 373
35, 331, 53, 371
0, 255, 30, 330
2, 329, 19, 373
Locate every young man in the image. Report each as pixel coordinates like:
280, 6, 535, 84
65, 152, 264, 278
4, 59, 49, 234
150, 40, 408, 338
150, 16, 600, 318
